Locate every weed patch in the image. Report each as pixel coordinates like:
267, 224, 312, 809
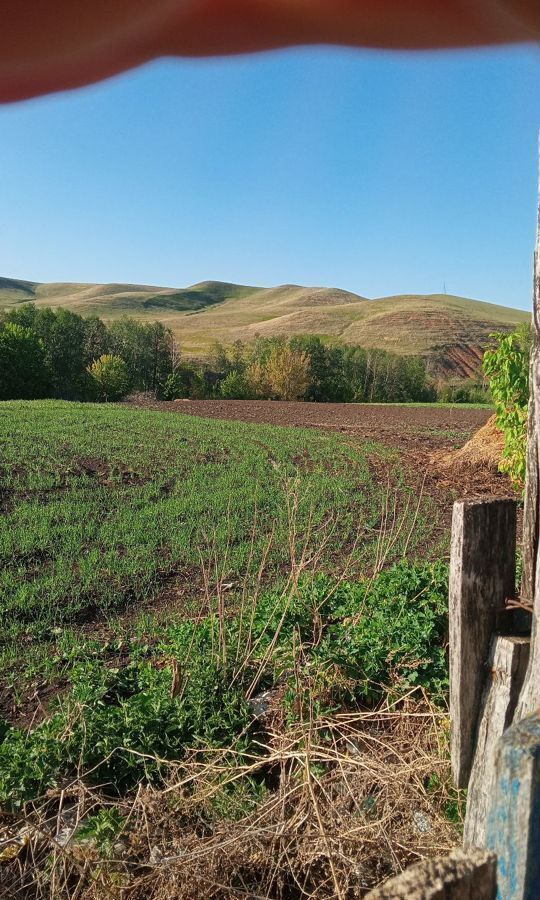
0, 561, 449, 809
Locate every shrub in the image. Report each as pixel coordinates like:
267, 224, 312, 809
314, 561, 449, 702
160, 365, 212, 399
88, 354, 131, 402
483, 325, 531, 488
219, 371, 252, 400
437, 379, 490, 404
161, 371, 186, 400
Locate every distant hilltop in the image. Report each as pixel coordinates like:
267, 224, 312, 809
0, 276, 529, 379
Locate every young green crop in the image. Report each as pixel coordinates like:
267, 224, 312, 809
0, 400, 436, 647
0, 400, 446, 813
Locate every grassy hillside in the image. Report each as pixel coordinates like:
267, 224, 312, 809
0, 276, 258, 316
0, 276, 529, 376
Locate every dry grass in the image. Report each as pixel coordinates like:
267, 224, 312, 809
0, 695, 461, 900
439, 414, 504, 473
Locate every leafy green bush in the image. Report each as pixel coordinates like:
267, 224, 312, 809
160, 365, 210, 399
483, 325, 531, 488
0, 561, 449, 808
0, 656, 253, 807
161, 371, 187, 400
314, 561, 449, 702
229, 561, 449, 706
219, 371, 253, 400
88, 354, 131, 402
437, 379, 489, 404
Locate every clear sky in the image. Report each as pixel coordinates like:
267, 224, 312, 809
0, 44, 538, 310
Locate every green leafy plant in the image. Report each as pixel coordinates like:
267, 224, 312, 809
75, 807, 127, 857
312, 561, 449, 703
218, 370, 252, 400
0, 560, 449, 809
483, 325, 531, 488
88, 354, 131, 402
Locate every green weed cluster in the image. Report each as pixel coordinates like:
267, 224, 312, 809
0, 561, 448, 809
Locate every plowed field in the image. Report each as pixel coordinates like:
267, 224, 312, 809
127, 397, 489, 449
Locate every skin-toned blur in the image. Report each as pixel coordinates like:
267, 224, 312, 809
1, 0, 540, 103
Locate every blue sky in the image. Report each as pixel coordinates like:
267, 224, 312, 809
0, 44, 538, 310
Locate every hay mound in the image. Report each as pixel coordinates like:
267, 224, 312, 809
442, 415, 504, 472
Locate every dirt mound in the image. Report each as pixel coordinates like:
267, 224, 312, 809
439, 414, 504, 472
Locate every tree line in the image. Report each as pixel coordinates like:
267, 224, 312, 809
0, 303, 484, 404
202, 335, 436, 403
0, 305, 175, 401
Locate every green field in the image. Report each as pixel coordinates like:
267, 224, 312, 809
0, 401, 459, 897
0, 401, 439, 672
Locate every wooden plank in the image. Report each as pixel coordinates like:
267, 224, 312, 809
364, 849, 496, 899
449, 498, 517, 788
516, 150, 540, 721
486, 711, 540, 900
464, 636, 530, 848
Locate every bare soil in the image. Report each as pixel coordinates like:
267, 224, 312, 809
125, 397, 489, 445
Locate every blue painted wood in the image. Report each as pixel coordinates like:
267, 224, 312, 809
486, 711, 540, 900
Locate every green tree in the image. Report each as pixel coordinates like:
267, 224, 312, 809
5, 304, 88, 398
483, 325, 531, 488
219, 371, 252, 399
35, 308, 88, 398
88, 354, 131, 402
108, 318, 174, 392
290, 336, 350, 401
0, 323, 47, 399
83, 315, 110, 363
264, 345, 311, 400
342, 345, 368, 401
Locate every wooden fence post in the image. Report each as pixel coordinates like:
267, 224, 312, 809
516, 143, 540, 721
464, 636, 530, 848
486, 711, 540, 900
364, 849, 496, 900
449, 498, 517, 788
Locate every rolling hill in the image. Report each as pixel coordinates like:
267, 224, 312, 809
0, 276, 529, 378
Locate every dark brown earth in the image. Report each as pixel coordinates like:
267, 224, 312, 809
125, 397, 491, 448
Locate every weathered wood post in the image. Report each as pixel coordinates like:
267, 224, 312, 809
516, 146, 540, 721
449, 498, 517, 788
364, 849, 497, 900
486, 711, 540, 900
464, 635, 530, 847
